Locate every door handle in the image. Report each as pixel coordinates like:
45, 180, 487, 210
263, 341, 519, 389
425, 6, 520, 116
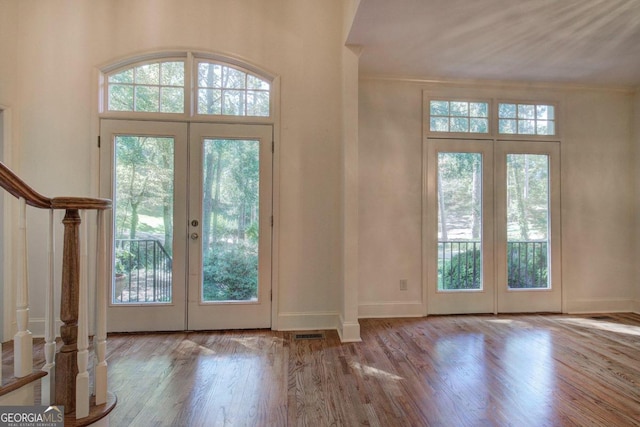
190, 232, 199, 240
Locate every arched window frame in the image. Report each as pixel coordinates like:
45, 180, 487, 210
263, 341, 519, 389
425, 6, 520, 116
99, 51, 275, 124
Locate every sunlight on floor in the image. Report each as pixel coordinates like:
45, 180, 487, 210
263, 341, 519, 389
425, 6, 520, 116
350, 362, 404, 381
559, 318, 640, 336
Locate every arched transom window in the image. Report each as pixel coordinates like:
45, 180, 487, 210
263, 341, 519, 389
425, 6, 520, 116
102, 53, 272, 119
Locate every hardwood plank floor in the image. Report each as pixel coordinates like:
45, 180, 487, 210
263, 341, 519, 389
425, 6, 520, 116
3, 313, 640, 426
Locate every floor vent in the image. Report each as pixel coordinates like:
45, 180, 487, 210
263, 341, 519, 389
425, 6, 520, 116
589, 315, 614, 321
294, 332, 325, 340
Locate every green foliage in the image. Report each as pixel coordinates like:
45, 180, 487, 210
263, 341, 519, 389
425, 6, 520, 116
507, 243, 548, 288
439, 247, 482, 290
202, 242, 258, 301
439, 243, 548, 290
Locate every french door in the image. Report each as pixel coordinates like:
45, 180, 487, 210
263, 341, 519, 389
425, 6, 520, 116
100, 120, 272, 331
426, 139, 561, 314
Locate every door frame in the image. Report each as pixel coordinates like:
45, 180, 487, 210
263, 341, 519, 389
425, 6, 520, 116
100, 119, 189, 332
494, 141, 562, 313
423, 138, 562, 315
424, 139, 496, 315
187, 123, 273, 330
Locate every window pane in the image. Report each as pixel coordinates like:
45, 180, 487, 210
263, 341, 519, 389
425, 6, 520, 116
109, 69, 134, 84
499, 103, 516, 118
223, 67, 246, 89
135, 86, 160, 112
499, 119, 517, 134
536, 120, 552, 135
518, 119, 535, 134
198, 89, 222, 114
430, 117, 449, 132
430, 100, 449, 116
246, 90, 270, 117
470, 118, 488, 133
160, 62, 184, 86
198, 63, 222, 88
450, 117, 469, 132
202, 139, 260, 302
160, 87, 184, 113
536, 104, 554, 120
470, 102, 488, 118
108, 85, 134, 111
507, 154, 549, 289
518, 104, 535, 119
438, 152, 482, 291
135, 63, 160, 85
247, 75, 270, 90
450, 101, 469, 116
222, 90, 244, 115
114, 136, 174, 303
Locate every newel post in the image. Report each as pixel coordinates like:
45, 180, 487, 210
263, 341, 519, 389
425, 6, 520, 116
55, 208, 81, 414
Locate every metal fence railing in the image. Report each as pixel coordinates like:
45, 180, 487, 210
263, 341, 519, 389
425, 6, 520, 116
114, 239, 173, 303
438, 240, 549, 290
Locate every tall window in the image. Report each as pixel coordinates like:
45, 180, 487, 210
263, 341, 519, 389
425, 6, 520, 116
103, 53, 273, 119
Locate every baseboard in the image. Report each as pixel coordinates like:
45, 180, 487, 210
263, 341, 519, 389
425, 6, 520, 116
358, 301, 424, 318
276, 311, 340, 332
632, 299, 640, 314
25, 318, 63, 339
337, 315, 361, 342
565, 298, 635, 314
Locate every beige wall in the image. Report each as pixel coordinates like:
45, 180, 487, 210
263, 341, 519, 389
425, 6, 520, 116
358, 78, 637, 316
2, 0, 346, 334
635, 89, 640, 313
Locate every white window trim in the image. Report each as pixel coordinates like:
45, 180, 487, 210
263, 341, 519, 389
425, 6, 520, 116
425, 97, 494, 140
495, 99, 561, 141
99, 51, 276, 125
424, 93, 561, 142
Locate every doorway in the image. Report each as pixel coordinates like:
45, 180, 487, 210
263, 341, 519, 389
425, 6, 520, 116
426, 139, 561, 314
100, 120, 272, 331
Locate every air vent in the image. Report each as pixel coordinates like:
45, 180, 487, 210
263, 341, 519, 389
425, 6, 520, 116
294, 332, 325, 340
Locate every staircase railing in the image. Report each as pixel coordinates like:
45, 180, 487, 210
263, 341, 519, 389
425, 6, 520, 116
0, 161, 116, 423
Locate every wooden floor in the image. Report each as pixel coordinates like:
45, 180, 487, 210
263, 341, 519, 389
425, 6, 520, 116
3, 313, 640, 426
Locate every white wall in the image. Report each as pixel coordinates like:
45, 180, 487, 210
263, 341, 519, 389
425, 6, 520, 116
635, 89, 640, 314
3, 0, 346, 335
358, 77, 636, 316
0, 0, 18, 342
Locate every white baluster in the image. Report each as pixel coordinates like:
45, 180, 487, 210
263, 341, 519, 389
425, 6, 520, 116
94, 210, 108, 404
14, 197, 32, 377
76, 211, 89, 419
41, 209, 56, 405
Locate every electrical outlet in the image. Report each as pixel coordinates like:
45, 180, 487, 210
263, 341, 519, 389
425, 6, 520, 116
399, 279, 408, 291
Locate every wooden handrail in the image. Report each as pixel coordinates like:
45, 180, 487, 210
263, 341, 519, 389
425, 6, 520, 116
0, 162, 111, 210
1, 159, 115, 420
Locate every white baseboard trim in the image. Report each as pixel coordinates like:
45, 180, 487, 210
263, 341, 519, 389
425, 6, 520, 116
358, 301, 424, 318
338, 316, 361, 342
26, 318, 63, 339
565, 298, 635, 314
276, 311, 340, 332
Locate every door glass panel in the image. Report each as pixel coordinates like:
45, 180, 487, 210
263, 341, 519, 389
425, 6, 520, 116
506, 154, 550, 289
113, 135, 174, 303
437, 152, 483, 291
201, 139, 260, 302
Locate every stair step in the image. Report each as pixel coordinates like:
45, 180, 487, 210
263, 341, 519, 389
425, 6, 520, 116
0, 371, 47, 398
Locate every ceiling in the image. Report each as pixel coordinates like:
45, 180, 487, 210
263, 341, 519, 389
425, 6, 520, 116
346, 0, 640, 87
